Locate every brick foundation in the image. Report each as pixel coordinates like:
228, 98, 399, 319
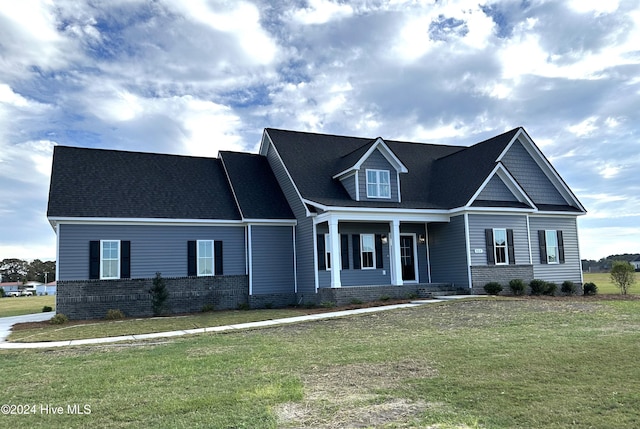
470, 265, 534, 295
56, 275, 249, 320
312, 283, 454, 307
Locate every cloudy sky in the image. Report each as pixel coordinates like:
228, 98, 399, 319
1, 0, 639, 262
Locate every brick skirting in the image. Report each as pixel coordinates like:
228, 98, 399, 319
56, 275, 249, 320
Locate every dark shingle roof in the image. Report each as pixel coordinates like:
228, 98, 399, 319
266, 128, 524, 209
219, 151, 294, 220
47, 146, 241, 220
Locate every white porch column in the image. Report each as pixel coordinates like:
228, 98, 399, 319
329, 217, 341, 288
390, 219, 403, 285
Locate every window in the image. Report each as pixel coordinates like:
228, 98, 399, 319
493, 229, 508, 265
361, 234, 375, 268
324, 234, 331, 270
197, 240, 214, 276
366, 169, 391, 198
545, 230, 558, 264
101, 240, 120, 279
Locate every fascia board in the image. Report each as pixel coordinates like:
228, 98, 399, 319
332, 138, 409, 179
263, 130, 312, 217
48, 217, 246, 226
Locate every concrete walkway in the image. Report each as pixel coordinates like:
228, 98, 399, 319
0, 296, 486, 349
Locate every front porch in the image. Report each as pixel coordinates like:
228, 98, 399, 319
313, 213, 452, 291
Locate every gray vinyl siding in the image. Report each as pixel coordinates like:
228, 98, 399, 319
317, 222, 391, 287
477, 175, 518, 202
428, 215, 469, 288
358, 149, 400, 202
501, 139, 567, 205
468, 214, 530, 266
339, 173, 357, 200
529, 216, 582, 284
266, 139, 316, 297
250, 225, 295, 295
57, 223, 246, 281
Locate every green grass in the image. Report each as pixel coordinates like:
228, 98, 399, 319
1, 297, 640, 428
0, 295, 55, 317
583, 272, 639, 294
8, 308, 310, 343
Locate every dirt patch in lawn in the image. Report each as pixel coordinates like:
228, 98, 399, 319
275, 359, 439, 428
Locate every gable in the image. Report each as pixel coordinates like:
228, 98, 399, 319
358, 148, 400, 202
476, 175, 519, 202
500, 139, 568, 206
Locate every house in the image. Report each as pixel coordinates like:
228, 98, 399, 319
0, 282, 21, 295
36, 281, 57, 296
47, 127, 586, 319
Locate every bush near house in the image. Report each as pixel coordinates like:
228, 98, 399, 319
583, 282, 598, 295
508, 279, 526, 296
484, 282, 503, 295
561, 281, 576, 295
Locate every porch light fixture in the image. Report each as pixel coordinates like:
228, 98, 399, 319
381, 235, 388, 245
418, 234, 426, 244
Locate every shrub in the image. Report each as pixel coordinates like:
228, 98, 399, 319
264, 302, 273, 309
407, 292, 418, 300
105, 309, 125, 320
484, 282, 503, 295
0, 288, 5, 298
610, 260, 636, 295
561, 281, 576, 296
237, 302, 250, 311
543, 282, 557, 296
508, 279, 526, 296
42, 305, 53, 313
321, 301, 336, 308
529, 279, 547, 296
379, 295, 391, 301
583, 282, 598, 296
350, 298, 363, 305
150, 272, 169, 316
50, 314, 68, 325
201, 304, 214, 312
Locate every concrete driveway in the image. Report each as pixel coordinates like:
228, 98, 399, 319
0, 312, 55, 342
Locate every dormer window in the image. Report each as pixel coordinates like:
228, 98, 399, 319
366, 169, 390, 198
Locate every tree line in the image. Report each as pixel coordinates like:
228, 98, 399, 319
582, 253, 639, 272
0, 259, 56, 283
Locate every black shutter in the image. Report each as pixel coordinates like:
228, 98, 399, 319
485, 229, 495, 265
538, 231, 547, 264
214, 241, 223, 275
507, 230, 515, 265
375, 234, 383, 269
120, 241, 131, 278
317, 234, 326, 270
341, 234, 349, 270
187, 241, 197, 276
89, 241, 100, 279
352, 234, 361, 269
557, 231, 565, 264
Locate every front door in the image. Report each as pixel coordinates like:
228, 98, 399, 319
400, 235, 416, 281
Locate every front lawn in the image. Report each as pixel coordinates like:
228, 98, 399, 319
0, 295, 55, 317
1, 297, 639, 428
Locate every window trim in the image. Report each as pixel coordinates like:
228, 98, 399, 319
360, 233, 376, 269
493, 228, 508, 265
365, 169, 391, 199
100, 240, 121, 280
197, 240, 215, 277
545, 230, 559, 265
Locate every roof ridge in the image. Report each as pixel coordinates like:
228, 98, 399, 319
54, 145, 217, 161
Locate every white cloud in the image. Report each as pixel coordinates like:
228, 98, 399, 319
567, 0, 620, 16
598, 164, 622, 179
292, 0, 354, 25
579, 225, 640, 260
567, 117, 598, 137
167, 0, 278, 66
